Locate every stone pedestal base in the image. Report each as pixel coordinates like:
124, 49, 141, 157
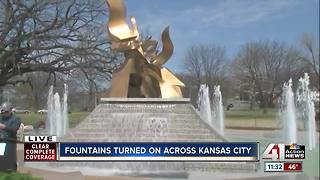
51, 98, 258, 175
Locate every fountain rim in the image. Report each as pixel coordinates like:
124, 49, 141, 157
100, 98, 190, 103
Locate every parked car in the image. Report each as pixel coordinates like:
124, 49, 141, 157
12, 107, 31, 114
37, 109, 48, 114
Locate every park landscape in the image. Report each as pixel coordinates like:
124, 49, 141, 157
0, 0, 319, 179
11, 105, 320, 179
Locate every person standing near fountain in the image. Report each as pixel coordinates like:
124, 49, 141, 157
0, 102, 22, 171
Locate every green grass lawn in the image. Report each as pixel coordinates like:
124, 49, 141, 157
225, 108, 278, 120
16, 112, 90, 128
0, 172, 42, 180
225, 108, 320, 129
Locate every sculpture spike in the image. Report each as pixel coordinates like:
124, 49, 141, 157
106, 0, 138, 41
152, 26, 174, 66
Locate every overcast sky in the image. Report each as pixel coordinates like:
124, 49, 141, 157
123, 0, 319, 72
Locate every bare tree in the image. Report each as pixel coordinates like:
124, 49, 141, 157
68, 67, 112, 111
0, 0, 119, 102
183, 44, 227, 104
232, 41, 303, 110
298, 33, 319, 89
7, 72, 66, 110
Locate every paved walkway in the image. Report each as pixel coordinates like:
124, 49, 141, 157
18, 166, 148, 180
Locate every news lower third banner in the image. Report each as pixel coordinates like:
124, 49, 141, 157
58, 142, 259, 161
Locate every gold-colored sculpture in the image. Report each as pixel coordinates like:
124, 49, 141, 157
106, 0, 184, 98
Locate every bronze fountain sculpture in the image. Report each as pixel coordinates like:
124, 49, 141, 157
106, 0, 185, 98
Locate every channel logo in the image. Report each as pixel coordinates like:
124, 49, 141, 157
262, 144, 305, 161
290, 144, 299, 150
285, 144, 305, 159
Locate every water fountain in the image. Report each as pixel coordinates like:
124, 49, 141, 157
53, 93, 62, 136
196, 84, 225, 135
296, 73, 319, 150
46, 86, 54, 134
212, 85, 224, 135
197, 84, 212, 125
280, 79, 297, 144
46, 84, 69, 137
63, 84, 69, 135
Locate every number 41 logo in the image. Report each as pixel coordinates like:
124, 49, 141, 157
262, 144, 285, 161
